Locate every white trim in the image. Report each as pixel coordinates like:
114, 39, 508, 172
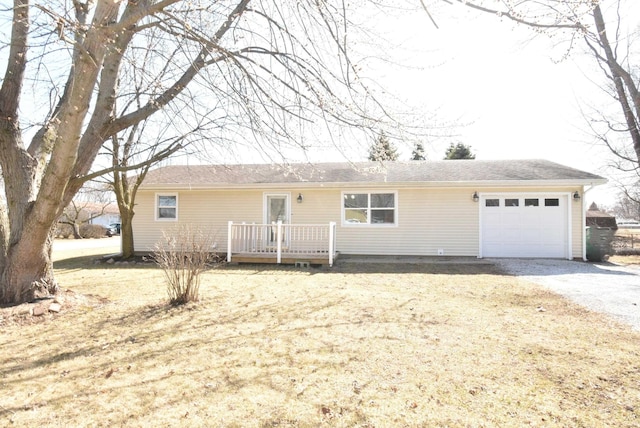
581, 185, 593, 261
341, 190, 399, 227
263, 192, 291, 224
477, 192, 483, 258
155, 193, 178, 221
566, 191, 573, 260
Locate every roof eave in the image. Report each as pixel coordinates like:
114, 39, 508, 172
140, 177, 607, 191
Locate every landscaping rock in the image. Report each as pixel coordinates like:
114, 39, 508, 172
49, 303, 62, 313
31, 305, 46, 316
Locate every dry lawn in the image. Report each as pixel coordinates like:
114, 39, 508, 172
1, 252, 639, 427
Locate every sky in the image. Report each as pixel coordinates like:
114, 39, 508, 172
1, 1, 634, 206
346, 1, 638, 206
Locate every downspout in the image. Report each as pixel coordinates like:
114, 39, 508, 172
581, 185, 595, 261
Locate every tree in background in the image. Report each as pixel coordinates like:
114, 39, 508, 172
57, 185, 114, 240
411, 143, 426, 160
368, 132, 399, 161
611, 189, 640, 221
444, 143, 476, 160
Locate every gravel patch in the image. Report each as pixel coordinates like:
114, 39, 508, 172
494, 258, 640, 331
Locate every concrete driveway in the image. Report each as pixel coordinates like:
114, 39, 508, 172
494, 259, 640, 331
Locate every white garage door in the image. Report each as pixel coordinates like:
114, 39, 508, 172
481, 194, 569, 258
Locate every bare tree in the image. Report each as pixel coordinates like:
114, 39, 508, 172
58, 185, 114, 239
442, 1, 639, 178
611, 187, 640, 221
0, 1, 403, 305
104, 123, 189, 259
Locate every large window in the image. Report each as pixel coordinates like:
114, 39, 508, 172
343, 192, 396, 225
156, 194, 178, 220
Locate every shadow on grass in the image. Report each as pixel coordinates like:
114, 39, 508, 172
0, 290, 368, 425
53, 255, 157, 271
223, 261, 500, 275
54, 254, 500, 276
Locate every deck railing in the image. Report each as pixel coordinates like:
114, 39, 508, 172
227, 221, 337, 266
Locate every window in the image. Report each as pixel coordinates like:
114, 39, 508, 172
156, 194, 178, 220
505, 198, 519, 207
545, 198, 559, 207
525, 198, 539, 207
485, 199, 499, 207
343, 192, 396, 225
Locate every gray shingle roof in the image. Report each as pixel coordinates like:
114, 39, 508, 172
141, 159, 606, 188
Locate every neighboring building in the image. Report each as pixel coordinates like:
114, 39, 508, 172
85, 203, 121, 228
132, 159, 606, 263
586, 202, 618, 229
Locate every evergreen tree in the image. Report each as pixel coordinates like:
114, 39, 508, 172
368, 132, 399, 161
411, 142, 426, 160
444, 143, 476, 160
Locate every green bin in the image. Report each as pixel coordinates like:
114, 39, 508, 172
586, 226, 614, 262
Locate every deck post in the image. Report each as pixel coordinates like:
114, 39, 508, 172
329, 221, 336, 267
276, 220, 282, 264
227, 221, 233, 263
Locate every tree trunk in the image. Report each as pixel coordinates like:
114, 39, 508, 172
72, 223, 82, 239
1, 230, 57, 304
120, 209, 135, 259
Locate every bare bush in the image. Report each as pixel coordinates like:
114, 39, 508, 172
153, 226, 217, 305
55, 223, 74, 239
79, 224, 107, 239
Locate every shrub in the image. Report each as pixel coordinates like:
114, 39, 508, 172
614, 248, 640, 256
153, 225, 216, 305
55, 223, 74, 239
80, 224, 107, 239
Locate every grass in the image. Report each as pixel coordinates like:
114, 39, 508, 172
1, 250, 639, 427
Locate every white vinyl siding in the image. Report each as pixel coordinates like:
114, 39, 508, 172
337, 188, 478, 256
133, 186, 585, 259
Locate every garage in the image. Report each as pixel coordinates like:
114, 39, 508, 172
480, 193, 570, 258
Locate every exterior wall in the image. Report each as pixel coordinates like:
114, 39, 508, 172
336, 188, 478, 256
133, 185, 585, 258
133, 189, 264, 252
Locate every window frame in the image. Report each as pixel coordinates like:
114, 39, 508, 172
155, 193, 179, 221
341, 190, 398, 227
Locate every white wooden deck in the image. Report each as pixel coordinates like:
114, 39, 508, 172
227, 221, 337, 266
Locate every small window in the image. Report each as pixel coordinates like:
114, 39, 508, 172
157, 194, 178, 220
544, 198, 559, 207
485, 199, 499, 207
505, 198, 519, 207
525, 198, 539, 207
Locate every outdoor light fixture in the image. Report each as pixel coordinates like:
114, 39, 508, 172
297, 193, 303, 203
472, 191, 479, 202
573, 191, 581, 201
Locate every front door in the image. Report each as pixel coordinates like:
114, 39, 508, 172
265, 194, 290, 244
